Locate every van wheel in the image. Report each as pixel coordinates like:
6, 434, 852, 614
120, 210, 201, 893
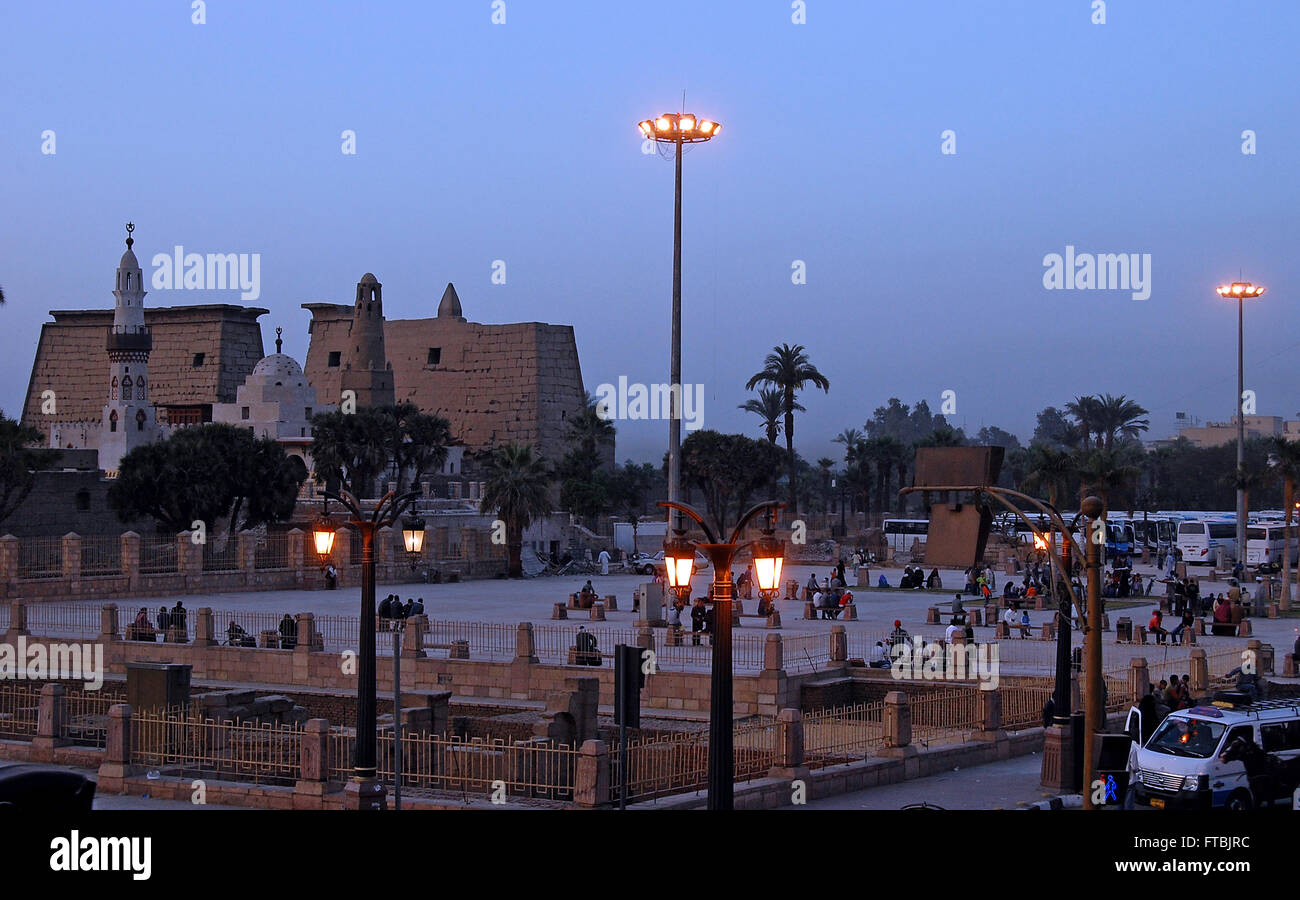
1224, 789, 1253, 811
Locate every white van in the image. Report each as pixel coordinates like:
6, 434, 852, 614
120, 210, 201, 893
1131, 697, 1300, 810
1176, 519, 1238, 566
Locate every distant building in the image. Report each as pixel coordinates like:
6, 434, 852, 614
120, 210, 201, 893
1175, 415, 1300, 448
302, 280, 601, 468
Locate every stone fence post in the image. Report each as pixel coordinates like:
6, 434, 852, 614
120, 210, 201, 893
100, 603, 120, 643
295, 717, 332, 804
882, 691, 912, 750
575, 739, 610, 808
178, 530, 202, 577
295, 612, 317, 651
1129, 657, 1150, 705
238, 530, 256, 574
635, 624, 655, 654
63, 532, 82, 585
1189, 647, 1208, 694
974, 689, 1004, 741
34, 682, 68, 760
768, 708, 810, 782
0, 534, 18, 585
120, 531, 141, 591
764, 633, 784, 672
287, 527, 305, 585
515, 621, 538, 663
6, 597, 27, 639
404, 615, 428, 658
829, 624, 847, 664
97, 703, 135, 792
194, 607, 215, 647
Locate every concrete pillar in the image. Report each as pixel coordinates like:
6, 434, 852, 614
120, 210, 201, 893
829, 624, 847, 663
97, 703, 135, 792
1129, 657, 1150, 705
0, 534, 18, 585
1188, 648, 1207, 694
34, 682, 67, 759
295, 612, 317, 651
575, 739, 610, 808
766, 610, 782, 628
100, 603, 120, 642
979, 689, 1002, 733
604, 595, 618, 612
515, 621, 538, 663
768, 708, 810, 782
590, 603, 606, 621
286, 527, 305, 583
6, 597, 27, 639
883, 691, 912, 749
297, 718, 331, 787
764, 633, 784, 672
238, 530, 256, 573
426, 691, 451, 736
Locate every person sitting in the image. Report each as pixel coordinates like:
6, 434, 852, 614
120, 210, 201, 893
227, 620, 253, 647
410, 597, 425, 616
871, 640, 892, 668
1001, 605, 1020, 635
756, 592, 775, 617
324, 563, 338, 590
951, 593, 966, 623
1148, 610, 1168, 645
927, 568, 942, 590
1018, 608, 1032, 638
877, 574, 890, 588
1003, 582, 1017, 600
944, 617, 962, 644
1211, 595, 1234, 636
575, 625, 600, 665
1225, 665, 1259, 702
1170, 609, 1194, 643
131, 607, 153, 640
1024, 583, 1038, 600
377, 594, 394, 628
839, 589, 853, 609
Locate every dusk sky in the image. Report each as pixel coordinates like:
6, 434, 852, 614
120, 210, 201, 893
3, 0, 1297, 464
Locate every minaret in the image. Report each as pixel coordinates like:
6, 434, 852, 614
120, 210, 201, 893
100, 222, 156, 472
339, 272, 395, 408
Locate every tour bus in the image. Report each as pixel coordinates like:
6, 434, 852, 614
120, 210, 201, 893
1130, 696, 1300, 810
1175, 519, 1239, 566
881, 518, 928, 554
1105, 522, 1134, 557
1245, 523, 1299, 568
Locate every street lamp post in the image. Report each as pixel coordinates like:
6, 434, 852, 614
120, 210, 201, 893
312, 487, 419, 810
659, 499, 783, 810
638, 112, 721, 533
1216, 281, 1266, 567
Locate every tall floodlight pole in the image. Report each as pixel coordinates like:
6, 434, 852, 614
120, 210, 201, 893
1216, 281, 1266, 564
637, 112, 721, 529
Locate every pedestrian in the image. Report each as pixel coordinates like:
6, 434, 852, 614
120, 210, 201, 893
691, 597, 708, 645
575, 625, 600, 666
1148, 609, 1168, 645
278, 613, 297, 650
377, 594, 393, 626
598, 547, 611, 576
324, 562, 338, 590
410, 597, 425, 616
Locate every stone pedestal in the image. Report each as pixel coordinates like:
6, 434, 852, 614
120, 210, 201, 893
604, 595, 618, 611
803, 601, 817, 620
589, 603, 606, 621
343, 777, 387, 811
842, 604, 858, 621
552, 603, 567, 619
1040, 723, 1075, 792
766, 611, 782, 628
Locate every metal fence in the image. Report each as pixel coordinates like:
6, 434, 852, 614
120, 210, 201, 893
254, 532, 291, 570
139, 536, 178, 575
80, 535, 123, 576
202, 540, 240, 572
131, 711, 304, 785
60, 689, 121, 748
803, 700, 888, 768
610, 716, 776, 804
0, 683, 40, 739
909, 687, 983, 747
17, 536, 62, 579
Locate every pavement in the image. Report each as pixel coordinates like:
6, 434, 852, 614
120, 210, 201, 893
790, 752, 1056, 810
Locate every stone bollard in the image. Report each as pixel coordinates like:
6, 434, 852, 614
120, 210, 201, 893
604, 595, 618, 612
785, 579, 799, 600
1034, 594, 1046, 611
984, 603, 998, 626
1133, 624, 1147, 644
1129, 657, 1150, 705
590, 603, 606, 622
1286, 653, 1297, 678
1269, 603, 1280, 619
1259, 643, 1275, 675
567, 593, 578, 610
1237, 620, 1253, 638
926, 607, 940, 625
1193, 617, 1206, 636
842, 604, 858, 621
969, 608, 983, 626
552, 603, 567, 620
769, 708, 810, 780
829, 624, 847, 663
764, 633, 784, 671
766, 610, 782, 628
296, 718, 332, 801
193, 607, 215, 647
996, 621, 1010, 639
1102, 613, 1110, 631
1039, 621, 1055, 641
882, 691, 912, 750
575, 740, 610, 808
1189, 648, 1208, 694
99, 603, 121, 643
803, 601, 817, 620
449, 639, 470, 660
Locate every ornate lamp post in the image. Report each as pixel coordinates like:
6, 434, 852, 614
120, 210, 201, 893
637, 111, 721, 535
1216, 280, 1266, 566
311, 487, 419, 810
659, 499, 783, 810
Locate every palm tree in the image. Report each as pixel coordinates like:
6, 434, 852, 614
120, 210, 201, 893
817, 457, 835, 516
1092, 393, 1150, 451
479, 443, 553, 578
1073, 446, 1142, 509
870, 436, 906, 517
1064, 395, 1103, 450
833, 427, 865, 464
738, 387, 795, 444
746, 344, 830, 515
1267, 436, 1300, 609
1021, 445, 1077, 510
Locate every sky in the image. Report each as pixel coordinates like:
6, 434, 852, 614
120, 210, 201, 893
2, 0, 1298, 465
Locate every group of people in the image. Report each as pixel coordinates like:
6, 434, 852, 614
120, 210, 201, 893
378, 594, 425, 626
131, 602, 188, 640
895, 566, 941, 591
224, 613, 299, 648
1103, 558, 1148, 598
807, 565, 852, 618
666, 595, 716, 645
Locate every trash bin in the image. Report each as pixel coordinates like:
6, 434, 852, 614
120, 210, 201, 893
1115, 617, 1133, 643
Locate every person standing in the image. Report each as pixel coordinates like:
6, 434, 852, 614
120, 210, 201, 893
598, 548, 611, 576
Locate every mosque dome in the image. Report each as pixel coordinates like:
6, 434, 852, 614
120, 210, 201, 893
252, 353, 304, 379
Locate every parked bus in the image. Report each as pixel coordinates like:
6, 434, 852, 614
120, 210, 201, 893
1176, 519, 1239, 566
1245, 523, 1300, 568
881, 518, 928, 554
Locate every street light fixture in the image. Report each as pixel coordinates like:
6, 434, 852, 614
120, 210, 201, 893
311, 487, 420, 810
638, 109, 721, 536
402, 517, 426, 571
1216, 280, 1266, 569
659, 498, 783, 811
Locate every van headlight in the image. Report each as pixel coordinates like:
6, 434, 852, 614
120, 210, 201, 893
1182, 775, 1199, 790
1133, 770, 1144, 784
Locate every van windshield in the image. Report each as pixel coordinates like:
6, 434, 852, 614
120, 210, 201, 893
1147, 717, 1226, 759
